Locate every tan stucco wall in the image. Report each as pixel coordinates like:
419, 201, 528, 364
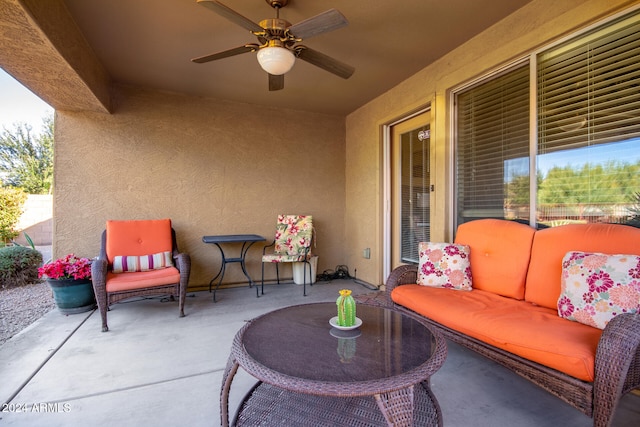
344, 0, 639, 286
53, 85, 346, 290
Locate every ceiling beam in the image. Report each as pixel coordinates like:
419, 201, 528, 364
0, 0, 112, 113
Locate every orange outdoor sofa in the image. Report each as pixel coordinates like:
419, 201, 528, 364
377, 219, 640, 427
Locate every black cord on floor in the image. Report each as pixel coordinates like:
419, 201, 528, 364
316, 265, 353, 281
316, 265, 379, 290
116, 293, 196, 304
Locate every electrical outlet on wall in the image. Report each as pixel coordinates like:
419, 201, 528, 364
363, 248, 370, 259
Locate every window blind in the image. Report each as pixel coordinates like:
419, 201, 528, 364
538, 11, 640, 152
456, 65, 530, 225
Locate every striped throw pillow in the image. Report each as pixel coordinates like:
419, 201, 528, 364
112, 251, 173, 273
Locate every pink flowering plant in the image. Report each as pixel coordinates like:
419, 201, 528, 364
38, 254, 92, 280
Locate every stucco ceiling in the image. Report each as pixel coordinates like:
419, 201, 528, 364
13, 0, 534, 116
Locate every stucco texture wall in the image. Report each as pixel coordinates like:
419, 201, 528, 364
53, 85, 346, 290
344, 0, 637, 286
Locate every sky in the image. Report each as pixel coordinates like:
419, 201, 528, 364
504, 139, 640, 183
537, 139, 640, 174
0, 67, 54, 135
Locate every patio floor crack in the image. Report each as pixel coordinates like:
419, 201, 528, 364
42, 368, 222, 405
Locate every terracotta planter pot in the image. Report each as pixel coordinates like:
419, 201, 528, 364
47, 278, 96, 314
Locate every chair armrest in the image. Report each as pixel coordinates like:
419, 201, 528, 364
262, 240, 275, 255
173, 252, 191, 279
385, 264, 418, 293
593, 313, 640, 422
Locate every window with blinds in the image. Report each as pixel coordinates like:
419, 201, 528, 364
536, 10, 640, 225
455, 8, 640, 230
456, 65, 530, 226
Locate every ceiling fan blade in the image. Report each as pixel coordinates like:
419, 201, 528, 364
269, 74, 284, 91
288, 9, 348, 40
296, 46, 355, 79
191, 44, 258, 63
197, 0, 263, 33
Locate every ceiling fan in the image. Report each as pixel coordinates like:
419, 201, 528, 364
191, 0, 355, 91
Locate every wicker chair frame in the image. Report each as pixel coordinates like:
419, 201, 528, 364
91, 228, 191, 332
381, 264, 640, 427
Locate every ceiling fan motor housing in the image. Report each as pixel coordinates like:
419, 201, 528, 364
258, 18, 293, 46
259, 18, 290, 32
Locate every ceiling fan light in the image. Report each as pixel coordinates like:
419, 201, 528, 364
257, 46, 295, 75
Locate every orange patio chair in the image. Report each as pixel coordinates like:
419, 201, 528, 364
91, 219, 190, 332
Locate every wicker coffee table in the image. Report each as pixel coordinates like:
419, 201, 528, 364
220, 302, 447, 426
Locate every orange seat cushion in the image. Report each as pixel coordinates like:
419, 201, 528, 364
106, 219, 173, 264
525, 223, 640, 310
392, 285, 602, 381
106, 267, 181, 292
454, 219, 535, 299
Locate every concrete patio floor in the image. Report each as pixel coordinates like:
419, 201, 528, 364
1, 279, 639, 427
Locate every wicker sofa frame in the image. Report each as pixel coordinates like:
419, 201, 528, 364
91, 228, 191, 332
381, 264, 640, 427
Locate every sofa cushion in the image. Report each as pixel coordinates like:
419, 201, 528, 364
417, 242, 472, 290
454, 219, 535, 299
106, 219, 173, 265
558, 251, 640, 329
525, 223, 640, 310
392, 285, 601, 381
106, 267, 181, 292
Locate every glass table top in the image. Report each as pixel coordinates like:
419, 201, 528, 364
241, 302, 437, 383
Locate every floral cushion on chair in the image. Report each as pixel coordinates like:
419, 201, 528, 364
417, 242, 472, 290
273, 214, 313, 257
262, 254, 308, 263
558, 251, 640, 329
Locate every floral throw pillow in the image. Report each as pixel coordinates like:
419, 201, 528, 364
558, 251, 640, 330
417, 242, 472, 290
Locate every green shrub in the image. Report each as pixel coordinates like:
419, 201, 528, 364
626, 192, 640, 228
0, 186, 27, 245
0, 246, 43, 289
